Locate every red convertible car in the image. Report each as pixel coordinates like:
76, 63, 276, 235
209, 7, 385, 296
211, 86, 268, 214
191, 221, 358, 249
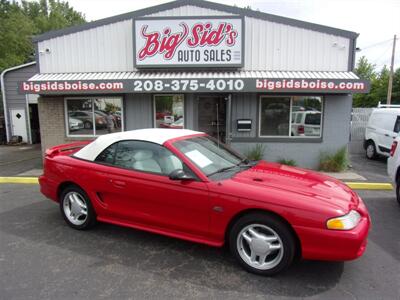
39, 129, 370, 275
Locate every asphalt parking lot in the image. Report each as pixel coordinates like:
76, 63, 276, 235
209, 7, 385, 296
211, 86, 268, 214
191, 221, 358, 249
0, 148, 399, 299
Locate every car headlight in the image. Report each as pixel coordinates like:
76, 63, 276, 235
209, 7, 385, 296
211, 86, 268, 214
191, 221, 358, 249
326, 210, 361, 230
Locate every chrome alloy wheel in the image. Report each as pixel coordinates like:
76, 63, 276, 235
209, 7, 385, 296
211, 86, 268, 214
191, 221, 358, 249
63, 191, 88, 226
237, 224, 284, 270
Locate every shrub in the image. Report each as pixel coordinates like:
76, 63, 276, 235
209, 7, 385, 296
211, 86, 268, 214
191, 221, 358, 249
319, 147, 348, 172
245, 144, 265, 161
277, 158, 297, 166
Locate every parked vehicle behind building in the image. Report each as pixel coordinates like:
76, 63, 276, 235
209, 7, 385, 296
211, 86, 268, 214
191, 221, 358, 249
364, 104, 400, 159
291, 111, 322, 137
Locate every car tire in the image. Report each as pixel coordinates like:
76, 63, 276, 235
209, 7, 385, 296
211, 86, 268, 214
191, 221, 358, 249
366, 141, 377, 160
396, 182, 400, 206
84, 121, 92, 129
59, 185, 97, 230
229, 212, 296, 276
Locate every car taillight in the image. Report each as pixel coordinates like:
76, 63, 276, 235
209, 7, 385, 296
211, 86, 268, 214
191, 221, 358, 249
390, 141, 398, 156
298, 125, 304, 134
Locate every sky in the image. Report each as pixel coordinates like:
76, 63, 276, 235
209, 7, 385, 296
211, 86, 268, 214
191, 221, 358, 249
47, 0, 400, 71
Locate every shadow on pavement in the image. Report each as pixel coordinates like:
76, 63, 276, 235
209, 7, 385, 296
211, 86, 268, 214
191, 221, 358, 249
0, 199, 344, 298
362, 197, 400, 262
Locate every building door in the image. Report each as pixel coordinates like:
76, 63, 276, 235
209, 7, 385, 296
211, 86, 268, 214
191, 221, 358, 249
10, 109, 28, 142
197, 95, 227, 143
29, 104, 41, 143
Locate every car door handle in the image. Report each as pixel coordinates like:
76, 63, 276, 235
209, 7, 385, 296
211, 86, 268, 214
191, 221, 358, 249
109, 179, 126, 188
384, 134, 390, 137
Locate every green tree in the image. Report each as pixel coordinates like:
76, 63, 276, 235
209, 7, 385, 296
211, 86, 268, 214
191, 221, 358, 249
0, 0, 85, 71
353, 56, 400, 107
391, 68, 400, 104
0, 0, 35, 71
354, 56, 376, 80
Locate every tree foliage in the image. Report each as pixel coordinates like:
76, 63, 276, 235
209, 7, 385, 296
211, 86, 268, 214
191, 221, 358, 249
353, 56, 400, 107
0, 0, 85, 72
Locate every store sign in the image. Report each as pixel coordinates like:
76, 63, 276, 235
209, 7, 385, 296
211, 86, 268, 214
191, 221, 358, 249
134, 17, 244, 68
20, 78, 370, 94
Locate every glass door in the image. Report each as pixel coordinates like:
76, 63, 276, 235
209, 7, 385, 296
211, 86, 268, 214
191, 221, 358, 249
197, 95, 227, 143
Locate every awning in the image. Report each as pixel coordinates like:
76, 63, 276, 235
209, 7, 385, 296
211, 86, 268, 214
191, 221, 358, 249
20, 70, 369, 95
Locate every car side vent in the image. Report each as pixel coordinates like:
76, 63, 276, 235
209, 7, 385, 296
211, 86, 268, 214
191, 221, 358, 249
96, 192, 105, 203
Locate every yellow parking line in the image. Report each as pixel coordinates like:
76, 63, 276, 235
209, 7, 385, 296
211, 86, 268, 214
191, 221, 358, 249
345, 182, 393, 190
0, 177, 39, 184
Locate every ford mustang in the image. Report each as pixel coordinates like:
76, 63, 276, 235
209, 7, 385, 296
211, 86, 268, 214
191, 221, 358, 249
39, 129, 370, 275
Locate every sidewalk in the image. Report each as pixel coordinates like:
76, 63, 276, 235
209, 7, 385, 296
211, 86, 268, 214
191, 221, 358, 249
0, 144, 42, 177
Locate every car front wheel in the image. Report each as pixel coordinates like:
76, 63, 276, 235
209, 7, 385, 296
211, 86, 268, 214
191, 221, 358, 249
60, 185, 97, 230
229, 213, 296, 276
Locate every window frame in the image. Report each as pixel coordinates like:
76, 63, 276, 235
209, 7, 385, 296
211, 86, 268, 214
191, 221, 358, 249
153, 94, 185, 129
258, 95, 324, 139
64, 96, 124, 138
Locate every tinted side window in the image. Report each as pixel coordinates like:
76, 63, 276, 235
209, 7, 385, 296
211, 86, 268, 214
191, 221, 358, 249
95, 143, 117, 164
394, 116, 400, 133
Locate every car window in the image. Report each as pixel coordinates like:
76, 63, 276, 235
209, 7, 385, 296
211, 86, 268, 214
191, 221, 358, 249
305, 113, 321, 125
98, 140, 191, 176
95, 143, 117, 164
394, 116, 400, 133
296, 113, 302, 123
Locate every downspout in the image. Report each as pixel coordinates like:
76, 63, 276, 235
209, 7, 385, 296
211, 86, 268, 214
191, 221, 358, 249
0, 69, 11, 142
0, 61, 36, 143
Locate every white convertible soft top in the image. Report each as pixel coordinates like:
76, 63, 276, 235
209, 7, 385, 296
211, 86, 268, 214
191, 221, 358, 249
74, 128, 203, 161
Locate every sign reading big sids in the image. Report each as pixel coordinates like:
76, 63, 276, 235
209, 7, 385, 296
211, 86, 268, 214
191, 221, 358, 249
134, 17, 243, 68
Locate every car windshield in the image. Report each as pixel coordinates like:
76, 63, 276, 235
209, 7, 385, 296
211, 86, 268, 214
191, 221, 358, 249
173, 136, 244, 177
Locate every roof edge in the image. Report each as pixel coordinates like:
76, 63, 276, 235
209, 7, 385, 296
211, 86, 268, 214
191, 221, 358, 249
32, 0, 358, 43
193, 0, 358, 39
1, 61, 37, 78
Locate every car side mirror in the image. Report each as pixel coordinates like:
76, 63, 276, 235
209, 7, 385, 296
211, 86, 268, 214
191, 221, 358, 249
169, 169, 194, 181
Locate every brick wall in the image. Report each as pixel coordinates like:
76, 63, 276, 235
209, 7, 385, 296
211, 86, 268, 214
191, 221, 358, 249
38, 96, 93, 155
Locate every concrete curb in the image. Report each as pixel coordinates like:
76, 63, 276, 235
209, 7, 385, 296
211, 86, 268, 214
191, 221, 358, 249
0, 177, 394, 190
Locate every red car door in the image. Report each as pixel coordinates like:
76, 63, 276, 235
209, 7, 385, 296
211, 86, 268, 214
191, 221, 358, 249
90, 140, 211, 239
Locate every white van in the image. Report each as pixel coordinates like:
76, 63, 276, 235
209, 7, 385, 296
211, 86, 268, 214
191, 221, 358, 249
291, 111, 322, 137
364, 106, 400, 159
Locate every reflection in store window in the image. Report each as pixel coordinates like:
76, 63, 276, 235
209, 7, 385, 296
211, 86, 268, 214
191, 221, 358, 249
259, 96, 323, 138
259, 97, 291, 136
291, 96, 322, 137
66, 97, 123, 136
154, 95, 184, 129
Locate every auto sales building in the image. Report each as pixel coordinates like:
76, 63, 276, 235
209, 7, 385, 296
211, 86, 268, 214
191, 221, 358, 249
19, 0, 369, 168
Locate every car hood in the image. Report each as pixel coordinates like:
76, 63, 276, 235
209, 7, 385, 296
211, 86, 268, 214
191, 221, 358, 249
231, 161, 359, 212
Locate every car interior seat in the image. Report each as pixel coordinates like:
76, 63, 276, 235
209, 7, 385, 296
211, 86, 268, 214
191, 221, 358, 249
132, 150, 162, 173
158, 154, 183, 175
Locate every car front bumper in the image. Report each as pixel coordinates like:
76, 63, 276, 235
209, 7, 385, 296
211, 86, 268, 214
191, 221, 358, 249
294, 200, 371, 261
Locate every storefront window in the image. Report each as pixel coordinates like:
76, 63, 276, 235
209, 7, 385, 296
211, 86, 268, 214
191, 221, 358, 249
259, 96, 323, 138
154, 95, 184, 129
66, 97, 123, 136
